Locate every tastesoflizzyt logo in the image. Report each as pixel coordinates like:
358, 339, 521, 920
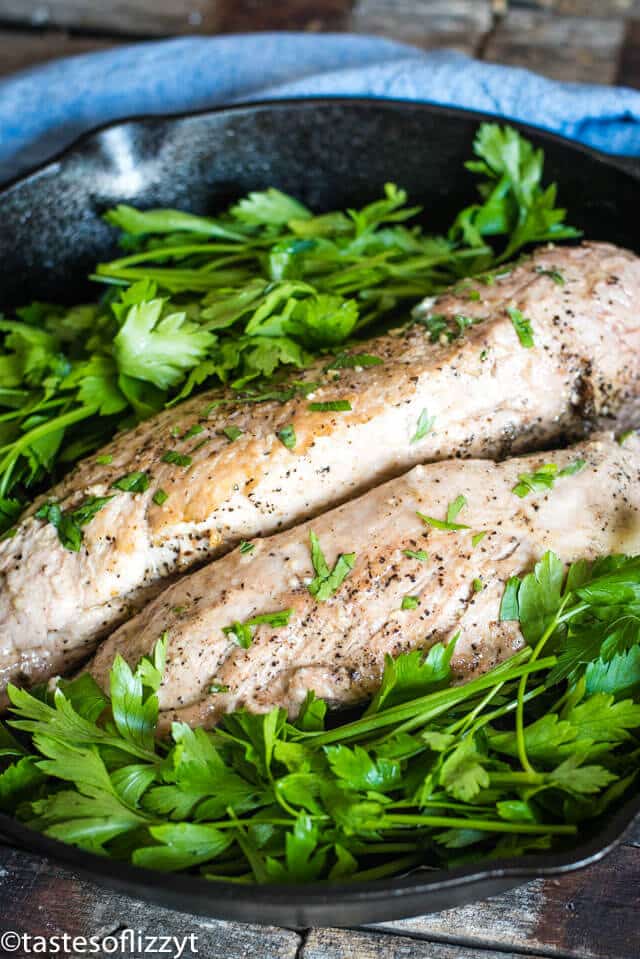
0, 929, 199, 956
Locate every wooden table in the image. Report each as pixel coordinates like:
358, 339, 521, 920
0, 0, 638, 87
0, 2, 639, 956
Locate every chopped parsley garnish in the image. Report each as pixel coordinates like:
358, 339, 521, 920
162, 450, 192, 468
325, 353, 383, 370
208, 682, 230, 694
239, 540, 255, 555
308, 400, 352, 413
277, 425, 297, 450
411, 409, 435, 444
535, 266, 565, 285
401, 595, 420, 610
152, 489, 168, 506
499, 576, 521, 621
512, 459, 586, 498
618, 430, 635, 446
447, 495, 467, 524
420, 313, 480, 344
222, 426, 243, 443
223, 609, 293, 649
418, 496, 470, 532
308, 531, 356, 602
111, 471, 150, 493
506, 307, 534, 348
472, 578, 484, 593
403, 548, 429, 562
95, 454, 113, 465
36, 495, 114, 552
183, 423, 204, 439
471, 531, 487, 549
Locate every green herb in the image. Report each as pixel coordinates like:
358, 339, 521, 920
6, 550, 639, 883
411, 409, 435, 444
473, 578, 484, 593
418, 312, 480, 345
162, 451, 192, 468
418, 511, 470, 533
183, 423, 204, 439
417, 495, 470, 532
223, 609, 293, 649
401, 596, 420, 610
403, 549, 429, 562
500, 577, 521, 621
152, 489, 168, 506
239, 541, 255, 555
308, 531, 356, 602
35, 495, 114, 551
277, 425, 297, 450
111, 471, 150, 493
535, 266, 565, 285
471, 531, 487, 548
618, 430, 635, 446
506, 307, 534, 348
222, 426, 243, 443
95, 454, 113, 465
308, 400, 352, 413
325, 353, 383, 370
512, 459, 586, 498
447, 495, 467, 524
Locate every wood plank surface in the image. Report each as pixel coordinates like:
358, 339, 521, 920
373, 842, 640, 959
512, 0, 640, 15
0, 1, 222, 36
484, 9, 626, 84
303, 927, 549, 959
346, 0, 491, 55
0, 846, 300, 959
0, 28, 118, 77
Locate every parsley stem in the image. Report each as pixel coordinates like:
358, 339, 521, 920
0, 404, 97, 497
380, 814, 576, 835
304, 653, 558, 747
516, 594, 573, 775
348, 854, 423, 881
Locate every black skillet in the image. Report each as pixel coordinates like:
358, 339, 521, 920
0, 98, 638, 927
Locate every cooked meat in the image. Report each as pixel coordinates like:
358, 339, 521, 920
2, 242, 640, 696
88, 434, 640, 727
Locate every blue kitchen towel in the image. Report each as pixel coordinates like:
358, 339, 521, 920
0, 32, 639, 183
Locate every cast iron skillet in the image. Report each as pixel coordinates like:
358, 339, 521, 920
0, 98, 639, 927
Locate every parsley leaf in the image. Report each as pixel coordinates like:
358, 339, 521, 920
223, 609, 293, 649
507, 307, 534, 348
411, 409, 435, 444
308, 400, 352, 413
112, 471, 150, 493
307, 531, 356, 602
277, 425, 296, 450
36, 496, 114, 551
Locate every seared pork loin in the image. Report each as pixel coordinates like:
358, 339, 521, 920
88, 434, 640, 727
2, 242, 640, 695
